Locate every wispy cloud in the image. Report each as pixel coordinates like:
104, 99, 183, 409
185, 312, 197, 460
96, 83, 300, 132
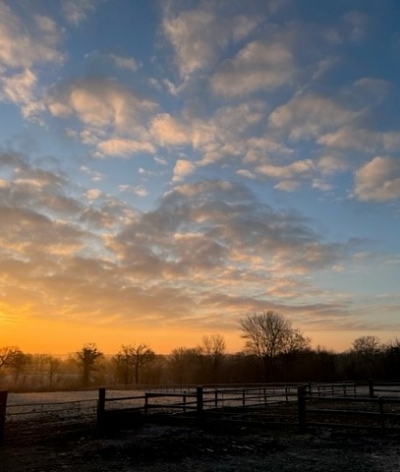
211, 37, 295, 97
353, 156, 400, 201
0, 2, 63, 118
163, 3, 260, 79
62, 0, 104, 25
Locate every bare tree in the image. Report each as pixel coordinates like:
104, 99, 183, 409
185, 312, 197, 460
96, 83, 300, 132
0, 346, 27, 385
199, 334, 226, 383
351, 336, 381, 356
10, 352, 31, 385
75, 344, 103, 387
200, 334, 226, 357
351, 335, 382, 377
40, 355, 62, 387
167, 347, 202, 384
113, 344, 155, 385
0, 346, 24, 370
240, 311, 310, 380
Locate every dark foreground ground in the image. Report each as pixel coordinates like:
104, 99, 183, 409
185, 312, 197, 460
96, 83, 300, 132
1, 421, 400, 472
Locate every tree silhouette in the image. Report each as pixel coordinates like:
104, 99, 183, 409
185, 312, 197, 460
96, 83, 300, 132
113, 344, 155, 385
350, 335, 382, 378
0, 346, 25, 384
0, 346, 24, 370
199, 334, 226, 383
351, 336, 381, 356
0, 346, 30, 386
74, 344, 103, 387
168, 347, 202, 384
240, 311, 310, 381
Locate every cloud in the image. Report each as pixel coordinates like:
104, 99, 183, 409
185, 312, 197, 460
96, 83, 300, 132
1, 69, 44, 118
317, 155, 349, 176
353, 157, 400, 201
110, 180, 348, 281
109, 54, 139, 72
0, 3, 63, 69
256, 159, 315, 180
269, 94, 358, 139
151, 113, 190, 146
0, 146, 366, 333
312, 179, 333, 192
150, 101, 266, 166
119, 185, 149, 197
343, 10, 368, 42
48, 78, 157, 156
86, 189, 101, 200
211, 38, 295, 97
97, 138, 155, 157
345, 77, 391, 107
0, 3, 63, 117
84, 50, 140, 72
62, 0, 103, 25
172, 160, 196, 182
48, 78, 155, 129
319, 127, 400, 153
163, 4, 260, 78
274, 180, 300, 192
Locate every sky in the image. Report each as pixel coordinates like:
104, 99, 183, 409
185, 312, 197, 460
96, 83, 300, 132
0, 0, 400, 355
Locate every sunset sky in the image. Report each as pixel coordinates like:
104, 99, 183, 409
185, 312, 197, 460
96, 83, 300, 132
1, 0, 400, 355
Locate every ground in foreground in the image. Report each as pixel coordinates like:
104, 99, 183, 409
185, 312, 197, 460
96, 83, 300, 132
1, 422, 400, 472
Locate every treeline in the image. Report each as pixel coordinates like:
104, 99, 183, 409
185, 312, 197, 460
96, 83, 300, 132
1, 311, 399, 392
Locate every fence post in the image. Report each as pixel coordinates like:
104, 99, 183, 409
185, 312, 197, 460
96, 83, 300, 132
0, 391, 8, 446
214, 389, 218, 408
196, 386, 203, 422
242, 388, 246, 407
379, 398, 385, 434
285, 386, 289, 403
97, 388, 106, 432
183, 391, 186, 413
297, 385, 307, 434
368, 379, 374, 398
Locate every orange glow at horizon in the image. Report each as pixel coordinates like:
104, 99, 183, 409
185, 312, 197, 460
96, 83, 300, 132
1, 314, 394, 356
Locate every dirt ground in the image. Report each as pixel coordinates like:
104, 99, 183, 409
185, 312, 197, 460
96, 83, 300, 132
1, 422, 400, 472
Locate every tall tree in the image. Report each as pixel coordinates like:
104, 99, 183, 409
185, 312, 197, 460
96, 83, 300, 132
0, 346, 26, 385
75, 343, 103, 387
167, 347, 202, 384
199, 334, 226, 383
40, 355, 62, 387
351, 336, 381, 356
351, 335, 382, 378
113, 344, 155, 385
0, 346, 24, 371
240, 311, 310, 380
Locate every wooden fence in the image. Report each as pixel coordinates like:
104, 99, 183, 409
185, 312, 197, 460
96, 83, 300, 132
3, 381, 400, 444
298, 381, 400, 433
0, 393, 97, 445
97, 383, 300, 430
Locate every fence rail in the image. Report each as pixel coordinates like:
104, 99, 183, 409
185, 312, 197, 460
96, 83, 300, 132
298, 383, 400, 433
3, 380, 400, 445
